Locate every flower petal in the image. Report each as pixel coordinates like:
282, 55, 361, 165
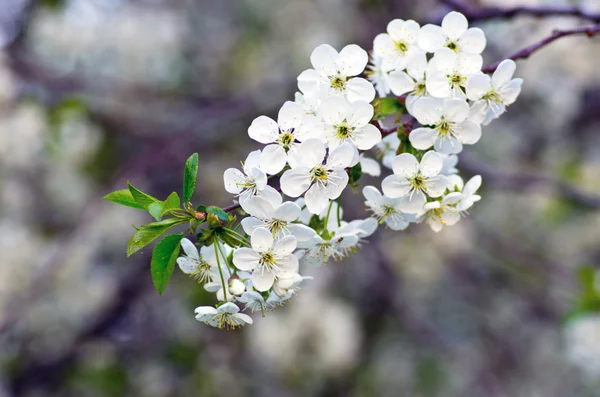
442, 11, 468, 41
274, 201, 301, 222
310, 44, 338, 73
223, 168, 246, 194
382, 175, 411, 198
466, 74, 491, 101
388, 70, 415, 96
420, 151, 444, 177
409, 127, 436, 150
458, 27, 486, 54
305, 183, 330, 214
232, 248, 260, 271
392, 153, 419, 177
455, 120, 481, 144
353, 124, 381, 150
260, 144, 288, 175
412, 97, 443, 125
363, 185, 383, 203
418, 24, 445, 52
250, 227, 274, 252
180, 238, 199, 261
273, 235, 297, 255
251, 270, 275, 292
327, 142, 355, 169
277, 101, 305, 131
425, 175, 448, 197
320, 96, 351, 125
348, 100, 374, 127
280, 168, 312, 197
492, 59, 516, 87
338, 44, 369, 76
248, 116, 279, 144
443, 98, 469, 123
346, 77, 376, 103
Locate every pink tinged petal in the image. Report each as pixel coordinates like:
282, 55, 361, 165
295, 138, 326, 168
392, 153, 419, 177
443, 98, 470, 123
223, 168, 246, 194
412, 97, 443, 125
382, 175, 412, 198
287, 224, 317, 242
241, 217, 265, 236
346, 78, 376, 103
409, 128, 436, 150
458, 27, 486, 54
455, 120, 481, 144
442, 11, 468, 41
277, 101, 305, 131
325, 169, 349, 199
233, 248, 261, 271
250, 227, 274, 252
242, 196, 274, 219
426, 71, 451, 98
418, 24, 445, 52
180, 238, 199, 261
349, 100, 374, 127
260, 144, 287, 175
337, 44, 369, 76
297, 69, 323, 95
363, 185, 383, 203
327, 142, 355, 169
360, 156, 381, 177
274, 255, 299, 278
273, 235, 297, 255
492, 59, 516, 87
388, 70, 415, 96
251, 271, 275, 292
399, 191, 426, 213
434, 135, 463, 154
274, 201, 301, 222
280, 168, 312, 197
419, 151, 444, 177
248, 116, 279, 144
425, 175, 449, 197
320, 96, 351, 125
466, 74, 491, 101
305, 184, 330, 214
353, 124, 381, 150
310, 44, 339, 74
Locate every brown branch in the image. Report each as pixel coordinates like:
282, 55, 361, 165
440, 0, 600, 24
482, 24, 600, 73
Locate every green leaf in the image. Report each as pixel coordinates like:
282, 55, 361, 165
148, 201, 165, 221
378, 97, 403, 116
349, 162, 362, 186
183, 153, 199, 203
151, 234, 184, 294
127, 218, 186, 257
206, 206, 228, 221
162, 192, 181, 216
128, 182, 160, 209
103, 189, 145, 210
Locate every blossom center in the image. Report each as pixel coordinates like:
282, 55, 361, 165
483, 90, 502, 103
279, 130, 295, 149
394, 40, 408, 54
329, 74, 347, 91
311, 165, 329, 182
335, 121, 354, 140
267, 218, 287, 235
414, 82, 426, 96
408, 174, 426, 191
259, 251, 276, 267
449, 73, 466, 88
446, 40, 458, 52
435, 120, 454, 137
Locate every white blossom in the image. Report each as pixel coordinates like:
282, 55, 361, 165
177, 238, 231, 284
418, 11, 486, 55
295, 91, 322, 116
426, 48, 483, 98
281, 139, 354, 214
388, 52, 429, 113
366, 53, 393, 97
320, 96, 381, 150
467, 59, 523, 125
564, 314, 600, 378
195, 302, 253, 329
233, 227, 298, 292
363, 185, 413, 230
381, 151, 448, 213
373, 19, 424, 70
375, 133, 401, 170
457, 175, 482, 212
417, 192, 462, 232
297, 44, 375, 103
409, 97, 481, 154
238, 291, 284, 313
359, 154, 381, 177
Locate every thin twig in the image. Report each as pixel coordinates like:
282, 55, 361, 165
483, 24, 600, 73
440, 0, 600, 24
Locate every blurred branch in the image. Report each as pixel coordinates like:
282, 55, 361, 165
482, 24, 600, 72
440, 0, 600, 23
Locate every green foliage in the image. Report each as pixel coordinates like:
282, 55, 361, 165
162, 192, 181, 216
206, 206, 228, 221
151, 234, 184, 294
128, 182, 160, 210
373, 97, 404, 120
127, 218, 187, 257
102, 189, 145, 210
349, 162, 362, 188
183, 153, 199, 203
564, 266, 600, 323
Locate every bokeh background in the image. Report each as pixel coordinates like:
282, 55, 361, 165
1, 0, 600, 396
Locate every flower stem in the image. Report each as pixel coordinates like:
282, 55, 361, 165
336, 197, 342, 227
213, 237, 228, 302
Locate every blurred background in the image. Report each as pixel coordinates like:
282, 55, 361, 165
1, 0, 600, 396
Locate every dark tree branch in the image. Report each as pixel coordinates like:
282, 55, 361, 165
440, 0, 600, 23
483, 24, 600, 73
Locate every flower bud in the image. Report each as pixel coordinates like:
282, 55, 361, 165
228, 278, 246, 296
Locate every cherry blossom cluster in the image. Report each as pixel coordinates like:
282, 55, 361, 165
185, 11, 522, 329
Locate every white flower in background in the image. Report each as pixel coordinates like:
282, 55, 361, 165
375, 133, 401, 170
457, 175, 482, 212
363, 185, 413, 230
409, 97, 481, 154
467, 59, 523, 125
248, 101, 319, 174
320, 96, 381, 150
366, 53, 393, 97
382, 151, 448, 213
241, 196, 316, 241
426, 48, 483, 98
388, 52, 429, 113
373, 19, 423, 70
359, 154, 381, 177
297, 44, 376, 103
295, 91, 322, 116
564, 314, 600, 378
281, 139, 354, 214
177, 238, 231, 284
272, 272, 304, 298
440, 153, 459, 175
223, 150, 280, 209
417, 192, 462, 232
238, 291, 284, 313
299, 231, 358, 266
195, 302, 253, 329
296, 198, 344, 231
418, 11, 486, 55
233, 228, 298, 291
